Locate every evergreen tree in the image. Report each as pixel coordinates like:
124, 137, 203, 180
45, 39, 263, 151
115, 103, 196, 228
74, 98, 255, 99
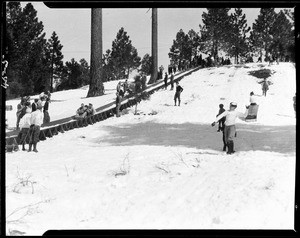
6, 2, 47, 98
226, 8, 251, 63
108, 27, 141, 79
249, 8, 277, 58
139, 53, 153, 76
45, 31, 64, 92
79, 58, 90, 86
58, 58, 82, 90
187, 29, 201, 64
199, 8, 231, 59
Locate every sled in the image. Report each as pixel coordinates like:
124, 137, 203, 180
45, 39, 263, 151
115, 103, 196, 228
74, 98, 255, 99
245, 104, 259, 122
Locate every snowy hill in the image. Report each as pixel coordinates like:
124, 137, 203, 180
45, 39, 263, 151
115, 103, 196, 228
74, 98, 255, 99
5, 62, 296, 235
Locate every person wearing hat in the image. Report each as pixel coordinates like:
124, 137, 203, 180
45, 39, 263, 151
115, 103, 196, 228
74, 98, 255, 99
211, 102, 248, 154
28, 102, 44, 152
18, 107, 32, 151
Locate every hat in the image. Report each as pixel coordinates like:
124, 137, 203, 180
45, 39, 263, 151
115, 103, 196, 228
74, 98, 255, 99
250, 91, 254, 95
230, 102, 237, 107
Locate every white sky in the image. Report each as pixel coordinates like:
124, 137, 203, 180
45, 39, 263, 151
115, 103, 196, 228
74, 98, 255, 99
19, 2, 291, 71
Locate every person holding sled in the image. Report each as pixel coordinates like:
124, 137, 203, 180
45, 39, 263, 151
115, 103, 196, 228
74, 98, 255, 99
174, 81, 183, 106
211, 102, 248, 154
28, 102, 44, 152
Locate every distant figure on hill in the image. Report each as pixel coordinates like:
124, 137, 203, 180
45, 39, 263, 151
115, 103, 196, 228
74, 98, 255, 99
211, 102, 248, 154
262, 79, 269, 97
116, 92, 121, 117
174, 81, 183, 106
43, 96, 50, 124
170, 73, 174, 90
164, 72, 168, 90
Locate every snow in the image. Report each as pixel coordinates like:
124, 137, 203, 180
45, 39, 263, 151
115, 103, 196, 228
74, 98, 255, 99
5, 62, 296, 235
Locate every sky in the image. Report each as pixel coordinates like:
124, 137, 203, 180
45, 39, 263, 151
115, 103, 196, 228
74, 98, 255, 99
20, 2, 290, 73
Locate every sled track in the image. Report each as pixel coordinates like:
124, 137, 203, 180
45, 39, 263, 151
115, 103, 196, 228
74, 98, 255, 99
5, 67, 201, 152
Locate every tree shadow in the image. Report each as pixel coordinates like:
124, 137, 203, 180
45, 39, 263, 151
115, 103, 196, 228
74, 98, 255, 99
95, 121, 295, 154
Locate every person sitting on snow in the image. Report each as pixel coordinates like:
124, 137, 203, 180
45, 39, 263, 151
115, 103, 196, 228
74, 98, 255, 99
86, 103, 96, 116
74, 103, 88, 119
211, 102, 248, 154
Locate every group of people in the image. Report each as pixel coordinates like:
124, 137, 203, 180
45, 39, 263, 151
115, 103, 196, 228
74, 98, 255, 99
74, 103, 96, 119
211, 86, 267, 155
16, 91, 51, 130
17, 96, 47, 153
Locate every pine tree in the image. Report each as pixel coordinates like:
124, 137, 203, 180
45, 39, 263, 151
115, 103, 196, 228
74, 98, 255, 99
6, 2, 47, 97
226, 8, 251, 63
139, 53, 153, 76
87, 8, 104, 97
59, 58, 82, 90
269, 10, 294, 61
45, 31, 64, 92
199, 8, 231, 59
108, 27, 141, 79
79, 58, 90, 86
249, 8, 277, 58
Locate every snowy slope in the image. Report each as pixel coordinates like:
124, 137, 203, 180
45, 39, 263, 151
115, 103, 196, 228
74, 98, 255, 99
5, 62, 296, 235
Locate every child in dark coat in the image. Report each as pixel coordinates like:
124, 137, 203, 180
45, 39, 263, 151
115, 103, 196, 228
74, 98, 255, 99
216, 104, 225, 132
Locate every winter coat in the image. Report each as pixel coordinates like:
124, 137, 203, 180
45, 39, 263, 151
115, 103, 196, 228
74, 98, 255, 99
30, 109, 44, 126
215, 109, 247, 126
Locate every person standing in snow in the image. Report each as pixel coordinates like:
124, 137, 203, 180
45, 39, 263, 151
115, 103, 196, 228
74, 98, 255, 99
170, 73, 174, 90
18, 107, 32, 151
116, 92, 121, 117
164, 72, 168, 90
16, 97, 25, 130
31, 98, 39, 112
211, 102, 248, 154
174, 81, 183, 106
216, 104, 225, 132
43, 96, 50, 124
28, 102, 44, 152
262, 79, 269, 97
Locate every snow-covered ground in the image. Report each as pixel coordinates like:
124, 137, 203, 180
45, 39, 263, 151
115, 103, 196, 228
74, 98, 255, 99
5, 62, 296, 235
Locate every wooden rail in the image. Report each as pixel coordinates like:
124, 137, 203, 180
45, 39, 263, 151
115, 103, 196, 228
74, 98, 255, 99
5, 67, 201, 152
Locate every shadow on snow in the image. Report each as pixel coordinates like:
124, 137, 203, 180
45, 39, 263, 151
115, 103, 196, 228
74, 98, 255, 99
95, 121, 295, 154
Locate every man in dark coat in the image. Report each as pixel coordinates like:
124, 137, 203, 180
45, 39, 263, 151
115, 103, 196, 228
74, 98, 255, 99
170, 73, 174, 90
174, 81, 183, 106
164, 72, 168, 90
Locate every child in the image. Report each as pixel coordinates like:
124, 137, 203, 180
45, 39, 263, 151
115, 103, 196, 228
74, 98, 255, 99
174, 81, 183, 106
212, 102, 248, 154
216, 104, 225, 132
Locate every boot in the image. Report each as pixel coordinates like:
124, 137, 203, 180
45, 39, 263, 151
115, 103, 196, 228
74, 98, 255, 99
33, 143, 38, 153
28, 143, 32, 152
178, 100, 181, 106
22, 143, 26, 151
223, 144, 227, 151
227, 141, 235, 154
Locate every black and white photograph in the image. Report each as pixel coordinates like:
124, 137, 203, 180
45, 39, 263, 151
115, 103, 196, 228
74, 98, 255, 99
2, 1, 297, 236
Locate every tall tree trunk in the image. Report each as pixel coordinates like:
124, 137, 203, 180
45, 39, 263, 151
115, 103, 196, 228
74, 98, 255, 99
148, 8, 158, 84
50, 46, 54, 93
87, 8, 104, 97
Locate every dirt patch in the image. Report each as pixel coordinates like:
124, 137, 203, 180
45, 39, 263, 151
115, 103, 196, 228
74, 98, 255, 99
248, 68, 274, 79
